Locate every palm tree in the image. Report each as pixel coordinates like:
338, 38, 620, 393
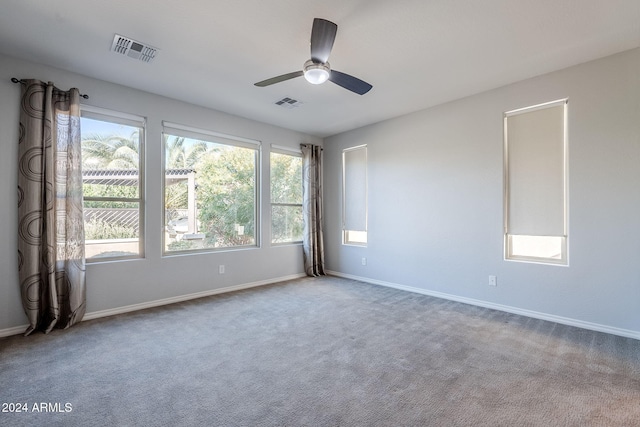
82, 131, 139, 170
164, 135, 210, 218
165, 136, 208, 169
81, 131, 141, 241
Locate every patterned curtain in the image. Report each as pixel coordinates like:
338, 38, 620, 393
17, 79, 86, 335
301, 144, 325, 276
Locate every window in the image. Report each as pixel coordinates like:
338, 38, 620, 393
342, 145, 367, 245
163, 122, 259, 253
270, 148, 303, 244
81, 106, 145, 260
504, 99, 568, 264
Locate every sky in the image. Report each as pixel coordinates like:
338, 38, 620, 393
81, 117, 137, 139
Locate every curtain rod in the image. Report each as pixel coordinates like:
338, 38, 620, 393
11, 78, 89, 99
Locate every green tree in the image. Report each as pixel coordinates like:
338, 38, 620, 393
270, 153, 303, 243
196, 145, 256, 247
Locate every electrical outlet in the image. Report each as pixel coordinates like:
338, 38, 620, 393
489, 275, 497, 286
219, 265, 225, 274
361, 257, 367, 266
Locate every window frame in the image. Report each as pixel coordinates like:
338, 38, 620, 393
80, 105, 146, 262
162, 121, 261, 256
342, 144, 368, 246
503, 99, 568, 265
270, 145, 303, 245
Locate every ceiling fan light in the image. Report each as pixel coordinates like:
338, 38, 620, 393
303, 60, 330, 84
304, 69, 330, 84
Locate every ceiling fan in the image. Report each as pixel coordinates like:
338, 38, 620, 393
254, 18, 373, 95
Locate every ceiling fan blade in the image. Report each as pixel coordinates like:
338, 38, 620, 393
329, 70, 373, 95
310, 18, 337, 63
254, 71, 304, 87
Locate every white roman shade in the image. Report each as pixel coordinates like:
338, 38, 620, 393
506, 102, 566, 237
343, 145, 367, 232
162, 121, 260, 149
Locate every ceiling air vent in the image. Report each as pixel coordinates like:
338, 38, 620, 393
111, 34, 158, 63
274, 97, 303, 109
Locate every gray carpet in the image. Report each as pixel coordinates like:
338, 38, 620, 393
1, 276, 639, 426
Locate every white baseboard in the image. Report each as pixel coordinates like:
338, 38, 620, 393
0, 273, 306, 338
83, 273, 306, 320
5, 271, 637, 341
0, 325, 29, 338
326, 270, 640, 341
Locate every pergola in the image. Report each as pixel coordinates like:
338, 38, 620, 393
83, 168, 198, 234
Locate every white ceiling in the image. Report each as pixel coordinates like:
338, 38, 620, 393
1, 0, 639, 138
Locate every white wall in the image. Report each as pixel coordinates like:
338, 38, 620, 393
324, 49, 640, 337
0, 54, 321, 332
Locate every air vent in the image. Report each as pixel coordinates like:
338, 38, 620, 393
274, 97, 303, 109
111, 34, 158, 63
